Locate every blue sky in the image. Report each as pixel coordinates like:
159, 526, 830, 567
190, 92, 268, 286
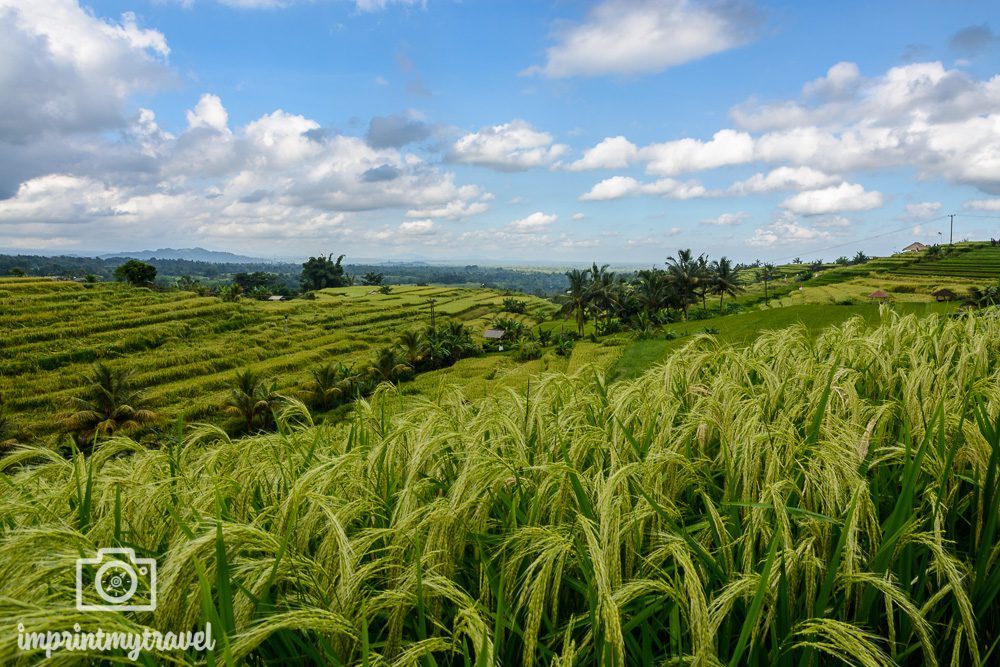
0, 0, 998, 264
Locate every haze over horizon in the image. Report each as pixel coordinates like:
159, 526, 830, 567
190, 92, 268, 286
1, 0, 999, 263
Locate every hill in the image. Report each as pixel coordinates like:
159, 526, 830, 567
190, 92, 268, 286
99, 247, 267, 263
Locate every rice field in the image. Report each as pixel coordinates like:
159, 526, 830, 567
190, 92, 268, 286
0, 278, 558, 439
1, 309, 998, 665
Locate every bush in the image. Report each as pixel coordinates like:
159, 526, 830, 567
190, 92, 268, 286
890, 284, 918, 294
514, 340, 542, 361
663, 329, 680, 340
502, 297, 527, 314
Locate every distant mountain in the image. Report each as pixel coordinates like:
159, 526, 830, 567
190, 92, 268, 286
99, 247, 267, 263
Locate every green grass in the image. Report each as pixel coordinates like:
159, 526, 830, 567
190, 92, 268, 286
1, 310, 999, 665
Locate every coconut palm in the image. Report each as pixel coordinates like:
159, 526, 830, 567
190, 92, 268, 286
307, 362, 356, 410
224, 369, 280, 434
61, 362, 159, 445
634, 269, 673, 319
398, 330, 427, 367
562, 268, 592, 335
711, 256, 744, 313
367, 347, 411, 384
665, 249, 704, 320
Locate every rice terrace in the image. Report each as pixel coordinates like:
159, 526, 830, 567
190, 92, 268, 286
2, 0, 1000, 665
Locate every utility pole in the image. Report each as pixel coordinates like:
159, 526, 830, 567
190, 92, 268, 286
949, 214, 955, 246
428, 298, 437, 330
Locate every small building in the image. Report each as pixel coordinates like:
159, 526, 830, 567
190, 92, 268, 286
901, 242, 929, 253
483, 328, 506, 340
868, 290, 890, 302
932, 288, 958, 302
267, 295, 287, 301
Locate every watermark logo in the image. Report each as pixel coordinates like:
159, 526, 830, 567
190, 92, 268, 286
75, 547, 156, 612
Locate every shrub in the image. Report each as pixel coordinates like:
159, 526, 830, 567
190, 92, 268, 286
513, 340, 542, 361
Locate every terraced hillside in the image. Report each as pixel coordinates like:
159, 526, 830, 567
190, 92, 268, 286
888, 243, 1000, 279
0, 278, 558, 439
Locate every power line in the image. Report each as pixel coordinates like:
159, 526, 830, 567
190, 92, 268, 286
770, 222, 931, 264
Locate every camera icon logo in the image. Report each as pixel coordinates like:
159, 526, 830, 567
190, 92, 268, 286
75, 548, 157, 612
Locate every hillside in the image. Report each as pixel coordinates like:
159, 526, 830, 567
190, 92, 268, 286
0, 279, 558, 440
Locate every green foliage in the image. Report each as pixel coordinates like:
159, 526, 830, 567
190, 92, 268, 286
60, 362, 159, 446
113, 259, 157, 287
513, 340, 542, 361
300, 253, 349, 291
2, 312, 999, 665
502, 296, 528, 313
378, 284, 392, 294
361, 271, 384, 286
223, 369, 281, 433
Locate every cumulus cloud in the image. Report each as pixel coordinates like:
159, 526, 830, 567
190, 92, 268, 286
448, 120, 568, 171
527, 0, 758, 78
0, 93, 493, 252
727, 166, 840, 195
781, 182, 883, 215
964, 199, 1000, 211
746, 213, 834, 247
572, 212, 586, 220
579, 175, 707, 201
398, 219, 435, 234
509, 211, 558, 233
700, 212, 748, 226
726, 61, 1000, 193
639, 129, 754, 176
566, 136, 638, 171
903, 201, 942, 220
0, 0, 172, 144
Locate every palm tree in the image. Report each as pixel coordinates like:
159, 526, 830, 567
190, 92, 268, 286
224, 370, 280, 434
562, 268, 592, 335
634, 268, 676, 322
307, 362, 355, 410
758, 263, 778, 305
398, 330, 427, 367
367, 347, 411, 384
62, 363, 159, 445
665, 249, 704, 320
588, 263, 619, 330
711, 256, 744, 313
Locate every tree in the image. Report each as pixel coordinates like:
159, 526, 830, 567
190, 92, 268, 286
852, 251, 870, 265
224, 370, 281, 433
361, 272, 384, 286
9, 267, 25, 277
398, 330, 427, 367
758, 263, 778, 305
665, 249, 704, 320
562, 268, 592, 335
61, 363, 159, 445
711, 256, 744, 313
307, 363, 356, 410
300, 253, 349, 291
114, 260, 157, 287
634, 269, 673, 319
367, 347, 411, 384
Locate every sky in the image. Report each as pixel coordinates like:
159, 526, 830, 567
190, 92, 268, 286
0, 0, 998, 264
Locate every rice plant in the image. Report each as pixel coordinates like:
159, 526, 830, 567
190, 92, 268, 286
1, 310, 999, 665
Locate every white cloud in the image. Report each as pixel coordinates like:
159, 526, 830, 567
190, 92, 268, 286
964, 199, 1000, 211
639, 129, 754, 176
509, 211, 558, 233
572, 212, 586, 220
0, 0, 173, 143
0, 94, 493, 252
746, 214, 834, 247
186, 94, 231, 133
903, 201, 942, 220
580, 175, 707, 201
448, 120, 568, 171
728, 166, 840, 195
700, 212, 748, 226
399, 219, 435, 234
780, 182, 884, 215
527, 0, 757, 78
566, 136, 638, 171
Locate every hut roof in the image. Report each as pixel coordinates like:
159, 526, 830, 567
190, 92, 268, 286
902, 242, 928, 252
932, 288, 957, 298
483, 328, 506, 340
868, 290, 890, 299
